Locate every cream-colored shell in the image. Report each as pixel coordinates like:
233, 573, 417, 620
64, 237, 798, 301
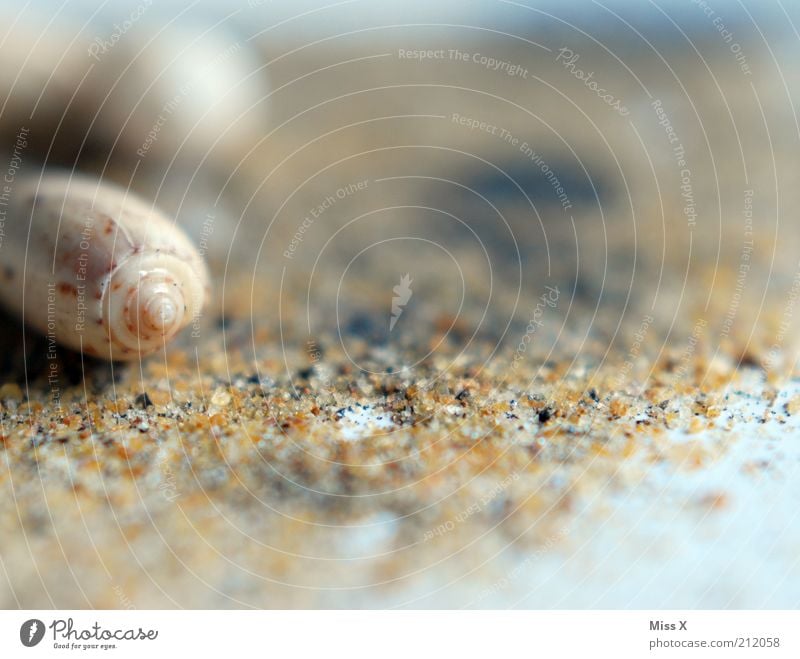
0, 175, 209, 360
96, 21, 270, 164
0, 13, 268, 166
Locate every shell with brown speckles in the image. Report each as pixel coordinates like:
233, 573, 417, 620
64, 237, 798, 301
0, 175, 209, 360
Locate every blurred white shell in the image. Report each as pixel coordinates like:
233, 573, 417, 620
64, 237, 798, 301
0, 174, 209, 360
93, 21, 270, 164
0, 12, 269, 166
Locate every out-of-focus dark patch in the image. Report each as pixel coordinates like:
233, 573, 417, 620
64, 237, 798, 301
461, 157, 607, 207
418, 156, 613, 289
0, 307, 124, 393
343, 311, 386, 343
0, 307, 44, 384
135, 392, 154, 409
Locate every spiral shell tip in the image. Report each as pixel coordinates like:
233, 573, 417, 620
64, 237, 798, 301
126, 280, 185, 339
145, 294, 180, 333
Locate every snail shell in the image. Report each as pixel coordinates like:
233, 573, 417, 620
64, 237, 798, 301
0, 175, 209, 360
96, 20, 269, 164
0, 13, 269, 167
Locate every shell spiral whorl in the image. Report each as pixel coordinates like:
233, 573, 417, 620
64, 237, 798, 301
137, 284, 181, 334
105, 252, 205, 357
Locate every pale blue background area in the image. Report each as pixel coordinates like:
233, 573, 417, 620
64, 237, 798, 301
7, 0, 799, 40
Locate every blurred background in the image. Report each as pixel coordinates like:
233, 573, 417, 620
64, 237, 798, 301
4, 0, 800, 362
1, 0, 799, 608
